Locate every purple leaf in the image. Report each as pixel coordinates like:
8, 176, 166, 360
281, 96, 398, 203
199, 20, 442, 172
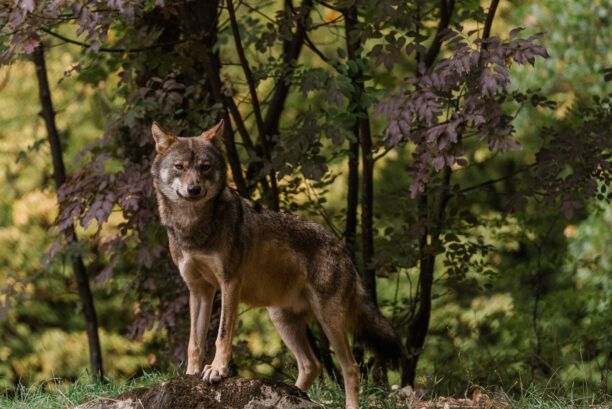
433, 156, 445, 172
509, 27, 525, 38
22, 38, 39, 54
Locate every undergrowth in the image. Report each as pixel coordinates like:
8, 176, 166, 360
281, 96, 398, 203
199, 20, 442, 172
1, 372, 609, 409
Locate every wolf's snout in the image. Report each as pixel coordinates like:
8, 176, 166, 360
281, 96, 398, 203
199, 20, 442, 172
187, 184, 202, 196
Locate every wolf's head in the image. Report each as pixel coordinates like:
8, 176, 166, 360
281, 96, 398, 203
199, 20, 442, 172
150, 120, 226, 205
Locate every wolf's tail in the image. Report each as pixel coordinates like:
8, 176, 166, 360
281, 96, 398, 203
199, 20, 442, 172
352, 283, 406, 369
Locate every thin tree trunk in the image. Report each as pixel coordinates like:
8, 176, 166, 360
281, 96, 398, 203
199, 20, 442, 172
359, 120, 376, 303
245, 0, 314, 207
227, 0, 280, 210
423, 0, 456, 69
482, 0, 500, 41
401, 0, 452, 386
343, 7, 360, 261
343, 4, 390, 385
401, 0, 456, 386
402, 0, 499, 386
343, 5, 376, 304
263, 0, 313, 137
33, 43, 104, 381
403, 169, 451, 386
345, 139, 359, 257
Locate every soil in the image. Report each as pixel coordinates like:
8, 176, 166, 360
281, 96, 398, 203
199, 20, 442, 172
75, 375, 322, 409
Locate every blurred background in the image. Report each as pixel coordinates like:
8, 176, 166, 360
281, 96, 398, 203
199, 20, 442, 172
0, 0, 610, 401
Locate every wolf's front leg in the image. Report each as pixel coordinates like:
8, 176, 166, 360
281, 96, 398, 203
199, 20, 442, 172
186, 286, 215, 375
202, 280, 240, 383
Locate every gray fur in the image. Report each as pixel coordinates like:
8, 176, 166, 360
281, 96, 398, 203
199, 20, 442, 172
150, 122, 404, 409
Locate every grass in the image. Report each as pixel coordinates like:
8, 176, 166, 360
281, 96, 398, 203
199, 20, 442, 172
1, 372, 609, 409
0, 371, 172, 409
501, 386, 611, 409
310, 380, 402, 409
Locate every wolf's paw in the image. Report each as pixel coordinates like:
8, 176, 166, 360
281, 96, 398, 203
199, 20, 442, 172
185, 366, 201, 376
202, 362, 229, 383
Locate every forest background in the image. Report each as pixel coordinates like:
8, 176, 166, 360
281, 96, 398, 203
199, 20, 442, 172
0, 0, 610, 406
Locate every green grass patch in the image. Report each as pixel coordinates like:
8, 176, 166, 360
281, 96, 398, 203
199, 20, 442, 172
0, 370, 174, 409
1, 372, 609, 409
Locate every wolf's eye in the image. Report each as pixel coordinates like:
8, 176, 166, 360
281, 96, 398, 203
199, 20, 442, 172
174, 163, 184, 170
200, 163, 211, 172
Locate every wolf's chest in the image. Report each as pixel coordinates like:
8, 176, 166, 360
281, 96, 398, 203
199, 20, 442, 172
178, 250, 223, 289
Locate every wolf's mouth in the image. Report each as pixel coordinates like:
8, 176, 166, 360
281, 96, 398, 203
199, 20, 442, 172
177, 189, 207, 202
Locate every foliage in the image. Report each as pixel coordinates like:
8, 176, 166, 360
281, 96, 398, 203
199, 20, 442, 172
507, 0, 610, 98
0, 0, 610, 401
375, 28, 549, 196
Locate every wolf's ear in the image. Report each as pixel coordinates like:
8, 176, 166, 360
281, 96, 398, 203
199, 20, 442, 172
151, 122, 176, 154
200, 119, 224, 146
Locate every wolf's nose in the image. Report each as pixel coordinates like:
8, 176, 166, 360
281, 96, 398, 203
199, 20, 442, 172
187, 185, 202, 196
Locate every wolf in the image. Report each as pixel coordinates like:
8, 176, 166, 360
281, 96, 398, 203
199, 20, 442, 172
150, 120, 404, 409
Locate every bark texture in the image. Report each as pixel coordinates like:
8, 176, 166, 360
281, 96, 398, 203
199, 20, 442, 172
33, 43, 104, 381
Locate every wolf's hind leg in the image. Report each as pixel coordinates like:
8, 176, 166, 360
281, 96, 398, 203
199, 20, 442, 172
311, 307, 360, 409
268, 307, 321, 391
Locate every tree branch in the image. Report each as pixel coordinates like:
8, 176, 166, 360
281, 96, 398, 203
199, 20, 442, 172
201, 46, 269, 196
263, 0, 314, 137
227, 0, 279, 210
317, 0, 342, 12
460, 164, 534, 193
482, 0, 500, 42
303, 33, 340, 72
243, 0, 313, 203
423, 0, 456, 69
40, 27, 186, 53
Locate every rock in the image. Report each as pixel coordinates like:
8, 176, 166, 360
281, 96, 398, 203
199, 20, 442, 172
75, 375, 324, 409
391, 384, 415, 399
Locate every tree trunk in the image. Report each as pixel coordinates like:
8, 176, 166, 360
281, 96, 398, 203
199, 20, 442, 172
403, 168, 451, 386
343, 4, 377, 305
241, 0, 314, 206
343, 6, 360, 260
227, 0, 279, 210
344, 138, 359, 259
343, 4, 389, 385
401, 0, 499, 386
33, 43, 104, 381
359, 120, 376, 303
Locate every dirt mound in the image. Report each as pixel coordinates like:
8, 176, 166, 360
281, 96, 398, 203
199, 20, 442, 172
75, 375, 323, 409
